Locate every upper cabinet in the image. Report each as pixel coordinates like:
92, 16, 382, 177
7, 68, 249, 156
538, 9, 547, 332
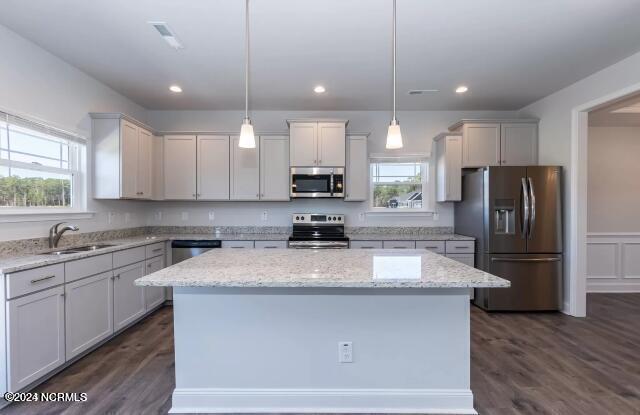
92, 115, 154, 199
197, 135, 230, 200
434, 133, 462, 202
231, 136, 260, 200
164, 135, 197, 200
345, 135, 368, 201
260, 136, 290, 201
288, 120, 347, 167
449, 119, 538, 168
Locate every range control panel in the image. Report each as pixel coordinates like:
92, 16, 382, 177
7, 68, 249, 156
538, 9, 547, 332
292, 213, 345, 225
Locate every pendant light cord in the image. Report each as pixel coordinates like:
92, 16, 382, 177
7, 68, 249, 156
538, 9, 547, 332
245, 0, 250, 120
392, 0, 397, 122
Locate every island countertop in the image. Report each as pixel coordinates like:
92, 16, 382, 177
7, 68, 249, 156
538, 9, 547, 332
135, 248, 509, 289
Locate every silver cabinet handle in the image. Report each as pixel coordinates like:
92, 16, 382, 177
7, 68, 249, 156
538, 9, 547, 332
115, 274, 121, 279
318, 159, 322, 164
60, 293, 65, 297
521, 178, 530, 239
452, 246, 468, 249
263, 246, 278, 249
231, 246, 244, 249
528, 177, 536, 240
491, 257, 560, 263
110, 276, 115, 280
30, 275, 56, 284
152, 248, 163, 253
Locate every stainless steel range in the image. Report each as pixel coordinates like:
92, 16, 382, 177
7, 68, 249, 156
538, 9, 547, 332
288, 213, 349, 249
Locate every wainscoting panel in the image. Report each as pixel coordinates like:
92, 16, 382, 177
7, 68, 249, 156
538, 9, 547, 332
587, 234, 640, 292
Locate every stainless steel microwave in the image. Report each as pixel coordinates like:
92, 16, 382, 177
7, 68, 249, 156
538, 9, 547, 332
290, 167, 344, 198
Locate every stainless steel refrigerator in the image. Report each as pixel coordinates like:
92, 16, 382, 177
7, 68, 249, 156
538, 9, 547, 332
455, 166, 563, 311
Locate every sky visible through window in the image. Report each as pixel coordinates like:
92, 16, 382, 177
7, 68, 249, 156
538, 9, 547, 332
371, 162, 424, 209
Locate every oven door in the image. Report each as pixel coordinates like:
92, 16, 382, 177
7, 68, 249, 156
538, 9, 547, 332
290, 167, 333, 198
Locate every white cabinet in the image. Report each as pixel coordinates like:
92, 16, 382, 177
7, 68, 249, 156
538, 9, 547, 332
144, 256, 165, 311
449, 120, 538, 168
288, 120, 347, 167
113, 261, 146, 331
65, 271, 114, 360
92, 115, 154, 199
383, 241, 416, 249
230, 136, 260, 200
446, 254, 475, 267
6, 286, 65, 392
260, 136, 289, 201
164, 135, 197, 200
500, 123, 538, 165
222, 241, 255, 249
318, 123, 346, 166
198, 135, 230, 200
415, 240, 446, 254
345, 135, 368, 201
151, 135, 165, 200
434, 133, 462, 202
254, 241, 288, 249
350, 241, 383, 249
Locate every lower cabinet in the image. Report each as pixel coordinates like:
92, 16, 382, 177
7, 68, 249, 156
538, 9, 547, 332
144, 256, 166, 311
350, 241, 383, 249
65, 271, 114, 360
6, 286, 65, 392
222, 240, 255, 249
446, 253, 475, 267
113, 261, 146, 331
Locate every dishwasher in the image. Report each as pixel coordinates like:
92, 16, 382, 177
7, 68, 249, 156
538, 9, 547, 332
167, 240, 222, 301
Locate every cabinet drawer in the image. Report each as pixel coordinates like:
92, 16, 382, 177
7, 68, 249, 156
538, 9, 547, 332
383, 240, 416, 249
113, 246, 146, 268
145, 242, 165, 258
350, 241, 383, 249
255, 241, 287, 249
446, 253, 475, 267
415, 241, 446, 254
222, 241, 255, 249
65, 253, 113, 283
6, 263, 65, 299
445, 240, 475, 254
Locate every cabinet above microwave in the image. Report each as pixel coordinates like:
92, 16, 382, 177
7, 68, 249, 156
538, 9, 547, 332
288, 120, 348, 167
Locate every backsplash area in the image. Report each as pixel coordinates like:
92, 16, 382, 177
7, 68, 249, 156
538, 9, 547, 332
0, 225, 454, 257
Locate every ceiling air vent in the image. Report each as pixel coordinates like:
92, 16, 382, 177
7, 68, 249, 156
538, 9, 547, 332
408, 89, 439, 95
148, 21, 184, 50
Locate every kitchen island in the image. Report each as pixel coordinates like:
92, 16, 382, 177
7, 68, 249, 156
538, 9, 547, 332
136, 249, 508, 414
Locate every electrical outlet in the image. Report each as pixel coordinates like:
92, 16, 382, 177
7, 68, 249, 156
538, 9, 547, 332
155, 211, 162, 221
124, 212, 131, 223
107, 212, 115, 224
208, 211, 215, 221
338, 341, 353, 363
358, 213, 365, 222
261, 210, 268, 221
432, 211, 439, 221
181, 211, 189, 221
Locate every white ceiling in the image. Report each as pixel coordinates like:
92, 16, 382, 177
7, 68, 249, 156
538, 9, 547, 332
1, 0, 640, 111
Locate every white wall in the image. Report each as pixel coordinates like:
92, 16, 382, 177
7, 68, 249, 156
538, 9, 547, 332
588, 126, 640, 232
519, 50, 640, 313
0, 23, 150, 241
146, 109, 518, 227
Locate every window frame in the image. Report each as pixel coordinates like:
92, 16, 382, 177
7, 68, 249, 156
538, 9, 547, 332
368, 158, 431, 214
0, 111, 89, 219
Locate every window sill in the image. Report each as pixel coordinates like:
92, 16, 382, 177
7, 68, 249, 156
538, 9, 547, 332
0, 210, 95, 223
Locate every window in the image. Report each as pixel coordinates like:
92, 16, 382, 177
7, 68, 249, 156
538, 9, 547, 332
370, 159, 429, 212
0, 112, 86, 212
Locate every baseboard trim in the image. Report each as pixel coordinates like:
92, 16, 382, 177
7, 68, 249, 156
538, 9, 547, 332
169, 387, 476, 414
587, 282, 640, 293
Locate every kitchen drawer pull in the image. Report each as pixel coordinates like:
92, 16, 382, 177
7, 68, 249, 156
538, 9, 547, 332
360, 246, 375, 249
393, 246, 408, 249
491, 257, 560, 263
30, 275, 56, 284
264, 246, 278, 249
453, 246, 469, 249
152, 248, 163, 253
231, 246, 245, 249
147, 263, 153, 268
424, 246, 438, 249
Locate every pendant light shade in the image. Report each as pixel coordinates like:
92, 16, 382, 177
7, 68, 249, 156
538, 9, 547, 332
386, 0, 403, 149
238, 0, 256, 149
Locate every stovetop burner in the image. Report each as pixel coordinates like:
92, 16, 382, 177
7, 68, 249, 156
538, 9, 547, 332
288, 213, 349, 249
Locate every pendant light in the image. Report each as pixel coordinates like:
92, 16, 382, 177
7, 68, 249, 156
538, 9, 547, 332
238, 0, 256, 148
386, 0, 403, 149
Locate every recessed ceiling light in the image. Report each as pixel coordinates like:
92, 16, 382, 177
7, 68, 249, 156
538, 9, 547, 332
455, 85, 469, 94
169, 85, 182, 93
314, 85, 326, 94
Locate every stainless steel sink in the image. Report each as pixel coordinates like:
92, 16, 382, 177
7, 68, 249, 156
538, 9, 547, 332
39, 244, 116, 255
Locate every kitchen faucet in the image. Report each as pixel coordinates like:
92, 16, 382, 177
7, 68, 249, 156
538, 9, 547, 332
49, 222, 79, 249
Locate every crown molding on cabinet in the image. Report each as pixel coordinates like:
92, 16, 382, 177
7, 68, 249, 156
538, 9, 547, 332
286, 118, 349, 127
89, 112, 156, 134
447, 118, 539, 132
433, 131, 462, 142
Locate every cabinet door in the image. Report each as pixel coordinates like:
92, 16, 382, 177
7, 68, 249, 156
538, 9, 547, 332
137, 128, 152, 199
318, 122, 346, 166
435, 135, 462, 202
382, 240, 416, 249
462, 123, 501, 168
230, 136, 260, 200
65, 271, 114, 360
144, 256, 165, 311
151, 135, 165, 200
260, 135, 289, 201
500, 123, 538, 165
164, 135, 197, 200
7, 286, 65, 392
120, 120, 139, 198
446, 253, 475, 267
197, 135, 230, 200
289, 122, 317, 166
345, 136, 368, 201
113, 262, 146, 331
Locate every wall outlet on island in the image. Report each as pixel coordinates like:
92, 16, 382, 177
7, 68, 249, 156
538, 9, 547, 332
338, 341, 353, 363
261, 210, 268, 221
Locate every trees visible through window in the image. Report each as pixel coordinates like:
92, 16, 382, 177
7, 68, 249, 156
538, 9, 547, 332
0, 115, 84, 210
370, 161, 427, 211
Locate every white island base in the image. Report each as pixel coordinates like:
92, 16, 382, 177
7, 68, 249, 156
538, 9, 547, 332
170, 286, 476, 414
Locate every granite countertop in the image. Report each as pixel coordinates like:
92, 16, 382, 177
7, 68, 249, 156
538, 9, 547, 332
347, 233, 473, 241
135, 248, 508, 289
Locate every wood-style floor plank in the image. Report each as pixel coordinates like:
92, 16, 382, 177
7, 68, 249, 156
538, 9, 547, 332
2, 293, 639, 415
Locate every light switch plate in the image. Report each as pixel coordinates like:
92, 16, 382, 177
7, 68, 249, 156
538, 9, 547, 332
338, 341, 353, 363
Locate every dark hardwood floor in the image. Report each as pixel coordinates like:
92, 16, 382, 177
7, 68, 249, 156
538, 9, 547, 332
2, 293, 639, 415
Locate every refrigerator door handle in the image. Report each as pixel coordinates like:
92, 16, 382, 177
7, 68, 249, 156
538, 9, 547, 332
520, 178, 530, 239
528, 177, 536, 240
491, 257, 561, 263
